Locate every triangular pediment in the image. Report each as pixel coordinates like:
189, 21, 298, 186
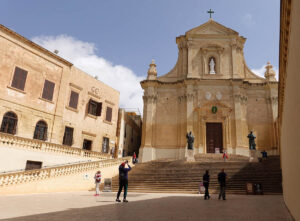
186, 19, 238, 36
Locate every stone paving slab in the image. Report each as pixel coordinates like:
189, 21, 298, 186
0, 191, 293, 221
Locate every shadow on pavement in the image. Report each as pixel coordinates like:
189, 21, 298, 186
2, 195, 293, 221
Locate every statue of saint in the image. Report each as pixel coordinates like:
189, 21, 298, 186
209, 58, 216, 74
247, 131, 256, 150
186, 131, 194, 150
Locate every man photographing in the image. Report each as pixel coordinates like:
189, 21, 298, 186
116, 160, 131, 202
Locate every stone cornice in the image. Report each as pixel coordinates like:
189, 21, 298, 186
141, 78, 273, 89
279, 0, 292, 125
0, 24, 73, 67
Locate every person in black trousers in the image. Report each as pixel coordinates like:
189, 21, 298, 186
203, 170, 210, 200
218, 169, 227, 200
116, 160, 131, 203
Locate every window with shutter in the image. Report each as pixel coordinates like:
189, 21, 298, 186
33, 120, 48, 141
62, 126, 74, 146
11, 67, 28, 91
42, 80, 55, 101
83, 139, 92, 150
96, 102, 102, 116
69, 91, 79, 109
102, 137, 109, 153
88, 99, 98, 116
0, 112, 18, 135
106, 107, 112, 122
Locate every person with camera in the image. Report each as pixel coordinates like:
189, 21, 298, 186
116, 160, 131, 202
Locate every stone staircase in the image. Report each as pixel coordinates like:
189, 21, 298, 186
195, 153, 250, 162
111, 156, 282, 195
0, 157, 132, 192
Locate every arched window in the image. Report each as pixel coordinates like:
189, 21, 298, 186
209, 57, 216, 74
0, 112, 18, 134
33, 120, 48, 141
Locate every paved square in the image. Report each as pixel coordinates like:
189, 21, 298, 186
0, 191, 293, 221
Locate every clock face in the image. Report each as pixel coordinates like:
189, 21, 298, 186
216, 92, 222, 100
205, 92, 211, 100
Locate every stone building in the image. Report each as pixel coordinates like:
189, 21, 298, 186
279, 0, 300, 219
115, 109, 142, 158
140, 19, 278, 162
0, 24, 119, 170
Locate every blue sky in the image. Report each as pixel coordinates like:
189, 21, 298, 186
0, 0, 280, 111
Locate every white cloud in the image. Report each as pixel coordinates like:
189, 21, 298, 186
242, 13, 255, 26
32, 35, 144, 115
252, 64, 278, 80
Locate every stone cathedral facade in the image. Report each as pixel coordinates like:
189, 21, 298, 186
139, 19, 278, 162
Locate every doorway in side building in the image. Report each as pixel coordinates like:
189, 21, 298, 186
102, 137, 109, 153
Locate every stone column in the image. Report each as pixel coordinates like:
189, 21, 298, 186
266, 83, 279, 154
232, 83, 249, 156
231, 41, 239, 79
140, 87, 157, 162
177, 91, 187, 159
186, 85, 194, 133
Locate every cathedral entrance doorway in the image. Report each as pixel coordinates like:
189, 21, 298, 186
206, 123, 223, 153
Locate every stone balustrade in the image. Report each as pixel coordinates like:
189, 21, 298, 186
0, 157, 131, 187
0, 132, 111, 160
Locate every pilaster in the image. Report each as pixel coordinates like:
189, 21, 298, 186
232, 82, 248, 149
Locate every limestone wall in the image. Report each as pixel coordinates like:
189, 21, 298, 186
280, 0, 300, 220
0, 146, 95, 172
0, 158, 132, 195
140, 80, 278, 162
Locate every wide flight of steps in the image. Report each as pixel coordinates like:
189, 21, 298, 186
111, 155, 282, 195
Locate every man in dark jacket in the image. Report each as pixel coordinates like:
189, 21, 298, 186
218, 169, 227, 200
116, 160, 131, 202
203, 170, 210, 200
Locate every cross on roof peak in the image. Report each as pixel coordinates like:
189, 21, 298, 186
207, 9, 214, 19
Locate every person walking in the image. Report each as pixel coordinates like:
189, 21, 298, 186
203, 170, 210, 200
94, 171, 101, 196
116, 160, 131, 202
218, 169, 227, 200
132, 152, 137, 164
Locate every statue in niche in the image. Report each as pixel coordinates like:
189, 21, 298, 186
209, 57, 216, 74
186, 131, 194, 150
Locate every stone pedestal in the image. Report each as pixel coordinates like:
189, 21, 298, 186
249, 149, 259, 162
185, 149, 195, 162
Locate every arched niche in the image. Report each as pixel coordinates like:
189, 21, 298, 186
200, 45, 224, 76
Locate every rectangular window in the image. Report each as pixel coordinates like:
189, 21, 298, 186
83, 139, 92, 151
11, 67, 28, 91
105, 107, 112, 122
102, 137, 109, 153
42, 80, 55, 101
69, 91, 79, 109
62, 126, 74, 146
88, 100, 102, 116
25, 160, 42, 170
